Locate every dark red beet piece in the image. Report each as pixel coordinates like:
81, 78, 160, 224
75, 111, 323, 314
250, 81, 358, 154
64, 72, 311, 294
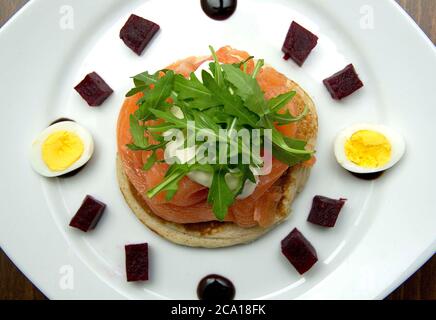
307, 196, 346, 227
282, 21, 318, 66
281, 228, 318, 275
125, 243, 149, 282
74, 72, 113, 106
69, 195, 106, 232
120, 14, 160, 56
323, 64, 363, 100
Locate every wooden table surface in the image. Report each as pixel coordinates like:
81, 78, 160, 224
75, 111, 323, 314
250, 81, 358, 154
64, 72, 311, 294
0, 0, 435, 300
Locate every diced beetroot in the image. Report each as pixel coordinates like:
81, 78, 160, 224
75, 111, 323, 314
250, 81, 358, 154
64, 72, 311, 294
120, 14, 160, 56
281, 228, 317, 275
282, 21, 318, 66
69, 195, 106, 232
323, 64, 363, 100
307, 196, 346, 227
74, 72, 113, 106
307, 196, 346, 228
125, 243, 149, 282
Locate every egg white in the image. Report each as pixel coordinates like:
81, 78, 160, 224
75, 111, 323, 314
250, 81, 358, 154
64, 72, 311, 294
30, 121, 94, 177
334, 123, 406, 174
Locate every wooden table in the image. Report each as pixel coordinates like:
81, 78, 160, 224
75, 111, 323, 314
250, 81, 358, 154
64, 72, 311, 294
0, 0, 434, 300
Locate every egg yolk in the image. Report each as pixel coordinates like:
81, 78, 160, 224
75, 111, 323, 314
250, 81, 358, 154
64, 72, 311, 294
344, 130, 391, 168
42, 131, 84, 171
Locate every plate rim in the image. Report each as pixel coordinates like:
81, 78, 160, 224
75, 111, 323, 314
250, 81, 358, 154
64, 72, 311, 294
0, 0, 435, 300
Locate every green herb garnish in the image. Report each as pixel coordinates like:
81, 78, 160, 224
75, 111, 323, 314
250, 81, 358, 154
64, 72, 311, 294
125, 46, 313, 220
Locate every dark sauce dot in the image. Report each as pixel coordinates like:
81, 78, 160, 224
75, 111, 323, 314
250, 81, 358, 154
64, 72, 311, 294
349, 170, 384, 180
197, 274, 235, 301
47, 117, 86, 178
49, 117, 75, 126
201, 0, 237, 21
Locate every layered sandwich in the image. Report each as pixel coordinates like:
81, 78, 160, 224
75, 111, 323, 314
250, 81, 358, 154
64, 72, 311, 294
117, 46, 318, 248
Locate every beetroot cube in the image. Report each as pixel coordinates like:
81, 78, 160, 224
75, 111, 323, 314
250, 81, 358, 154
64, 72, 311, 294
125, 243, 149, 282
281, 228, 317, 275
74, 72, 113, 106
307, 196, 346, 228
282, 21, 318, 66
69, 195, 106, 232
323, 64, 363, 100
120, 14, 160, 56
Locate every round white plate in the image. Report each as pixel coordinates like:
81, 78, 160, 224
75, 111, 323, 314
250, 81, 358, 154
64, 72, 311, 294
0, 0, 435, 300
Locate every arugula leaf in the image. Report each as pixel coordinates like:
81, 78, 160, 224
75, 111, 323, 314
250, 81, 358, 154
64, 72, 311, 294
267, 91, 296, 113
135, 104, 153, 122
133, 71, 159, 86
146, 164, 190, 199
220, 64, 255, 99
126, 86, 146, 97
191, 109, 221, 133
145, 123, 178, 133
174, 73, 210, 100
209, 45, 224, 87
272, 145, 311, 166
251, 59, 264, 78
202, 71, 259, 127
132, 71, 174, 120
174, 73, 219, 110
269, 105, 309, 125
221, 64, 267, 115
201, 106, 229, 124
127, 112, 167, 151
142, 151, 157, 171
129, 115, 148, 148
190, 163, 215, 174
269, 127, 312, 166
233, 55, 254, 69
163, 171, 184, 201
148, 108, 186, 128
149, 131, 166, 143
271, 126, 312, 155
147, 70, 174, 107
283, 137, 307, 149
126, 71, 160, 97
270, 135, 309, 166
208, 167, 235, 220
127, 141, 167, 152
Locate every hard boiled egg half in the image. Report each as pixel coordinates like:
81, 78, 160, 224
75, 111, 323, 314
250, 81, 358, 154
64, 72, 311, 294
334, 124, 406, 174
30, 121, 94, 177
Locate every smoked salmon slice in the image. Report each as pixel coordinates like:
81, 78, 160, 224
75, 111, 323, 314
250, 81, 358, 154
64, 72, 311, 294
117, 46, 309, 228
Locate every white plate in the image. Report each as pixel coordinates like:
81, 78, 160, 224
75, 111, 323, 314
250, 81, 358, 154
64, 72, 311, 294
0, 0, 435, 300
